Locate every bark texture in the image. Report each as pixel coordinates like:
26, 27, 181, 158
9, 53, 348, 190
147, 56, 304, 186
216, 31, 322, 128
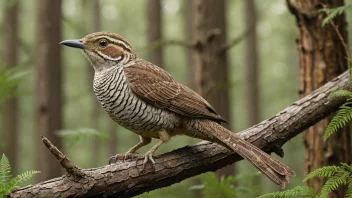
288, 1, 351, 197
9, 71, 351, 198
35, 0, 63, 182
3, 0, 19, 174
192, 0, 234, 178
147, 0, 163, 67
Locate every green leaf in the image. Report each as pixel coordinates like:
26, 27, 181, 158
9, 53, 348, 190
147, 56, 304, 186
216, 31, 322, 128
331, 90, 352, 98
56, 128, 109, 146
0, 154, 11, 185
258, 185, 316, 198
346, 176, 352, 198
304, 165, 341, 182
320, 4, 352, 27
5, 170, 40, 193
319, 173, 349, 198
324, 106, 352, 141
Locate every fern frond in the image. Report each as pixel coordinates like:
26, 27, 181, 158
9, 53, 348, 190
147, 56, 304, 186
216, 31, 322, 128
258, 186, 316, 198
331, 90, 352, 98
0, 154, 11, 184
340, 163, 352, 172
319, 173, 349, 198
320, 4, 352, 27
346, 176, 352, 198
5, 170, 40, 193
324, 106, 352, 141
304, 165, 342, 182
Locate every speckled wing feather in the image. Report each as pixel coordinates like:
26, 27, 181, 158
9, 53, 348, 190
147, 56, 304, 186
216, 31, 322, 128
124, 60, 226, 123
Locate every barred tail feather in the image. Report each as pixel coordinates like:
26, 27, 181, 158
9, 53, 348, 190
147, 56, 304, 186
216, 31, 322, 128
197, 120, 295, 189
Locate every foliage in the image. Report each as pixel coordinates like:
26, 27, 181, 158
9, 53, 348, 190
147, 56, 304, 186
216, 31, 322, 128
0, 154, 40, 198
320, 4, 352, 27
258, 186, 316, 198
324, 90, 352, 141
0, 62, 27, 107
56, 128, 109, 146
189, 172, 261, 198
259, 163, 352, 198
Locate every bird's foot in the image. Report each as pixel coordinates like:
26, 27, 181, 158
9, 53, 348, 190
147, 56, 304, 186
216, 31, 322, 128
140, 151, 156, 172
108, 152, 142, 164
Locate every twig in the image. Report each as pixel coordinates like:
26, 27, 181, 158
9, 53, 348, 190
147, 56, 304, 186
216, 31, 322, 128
218, 27, 250, 54
330, 20, 351, 64
41, 136, 85, 178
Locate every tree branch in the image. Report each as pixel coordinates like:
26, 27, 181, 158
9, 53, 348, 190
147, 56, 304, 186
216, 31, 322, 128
218, 27, 250, 54
9, 71, 350, 198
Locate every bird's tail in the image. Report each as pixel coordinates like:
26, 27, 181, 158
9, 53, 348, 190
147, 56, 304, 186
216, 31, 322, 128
194, 119, 295, 189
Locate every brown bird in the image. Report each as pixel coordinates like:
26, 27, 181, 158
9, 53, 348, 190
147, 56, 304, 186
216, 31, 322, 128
60, 32, 295, 188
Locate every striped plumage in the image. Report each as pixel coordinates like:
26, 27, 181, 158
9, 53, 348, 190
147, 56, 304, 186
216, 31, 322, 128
60, 32, 295, 188
93, 65, 181, 136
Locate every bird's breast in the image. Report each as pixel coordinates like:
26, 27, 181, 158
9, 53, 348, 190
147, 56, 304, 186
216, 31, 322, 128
93, 67, 180, 136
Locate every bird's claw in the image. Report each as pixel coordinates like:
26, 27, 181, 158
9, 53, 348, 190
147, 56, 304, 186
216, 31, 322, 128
108, 152, 141, 164
140, 152, 156, 172
109, 152, 156, 172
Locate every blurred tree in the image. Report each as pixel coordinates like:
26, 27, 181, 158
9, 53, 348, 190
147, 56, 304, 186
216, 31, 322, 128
81, 0, 106, 167
184, 1, 202, 197
288, 0, 352, 197
147, 0, 163, 68
35, 0, 63, 181
192, 0, 234, 178
184, 0, 194, 88
245, 0, 259, 127
245, 0, 261, 191
3, 0, 19, 174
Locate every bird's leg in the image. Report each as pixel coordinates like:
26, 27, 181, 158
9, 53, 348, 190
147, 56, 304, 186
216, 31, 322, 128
141, 130, 170, 171
109, 136, 151, 164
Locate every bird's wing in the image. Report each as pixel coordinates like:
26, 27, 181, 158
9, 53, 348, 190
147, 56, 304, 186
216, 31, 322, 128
123, 61, 226, 122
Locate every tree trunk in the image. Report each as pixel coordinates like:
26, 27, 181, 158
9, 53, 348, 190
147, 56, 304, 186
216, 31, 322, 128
80, 0, 106, 167
245, 0, 259, 126
3, 0, 19, 174
245, 0, 261, 190
289, 1, 351, 197
192, 0, 234, 178
147, 0, 163, 68
184, 1, 202, 197
35, 0, 63, 182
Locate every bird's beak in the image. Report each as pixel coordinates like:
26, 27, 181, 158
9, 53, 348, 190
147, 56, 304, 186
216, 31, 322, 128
59, 39, 86, 49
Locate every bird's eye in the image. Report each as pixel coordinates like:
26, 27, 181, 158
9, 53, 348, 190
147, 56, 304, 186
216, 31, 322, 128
98, 39, 108, 48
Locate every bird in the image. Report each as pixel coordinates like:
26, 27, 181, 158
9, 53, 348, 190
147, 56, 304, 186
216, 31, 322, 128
60, 32, 295, 188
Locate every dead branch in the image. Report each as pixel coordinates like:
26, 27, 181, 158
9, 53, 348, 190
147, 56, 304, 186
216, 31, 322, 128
8, 71, 351, 198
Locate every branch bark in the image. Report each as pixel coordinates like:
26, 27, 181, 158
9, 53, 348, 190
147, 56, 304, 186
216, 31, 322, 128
9, 71, 351, 198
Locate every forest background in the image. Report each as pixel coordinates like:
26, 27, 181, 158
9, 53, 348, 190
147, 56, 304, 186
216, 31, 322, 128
1, 0, 352, 197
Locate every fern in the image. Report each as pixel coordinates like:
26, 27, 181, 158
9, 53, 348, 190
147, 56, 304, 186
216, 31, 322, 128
0, 154, 40, 197
331, 90, 352, 98
260, 163, 352, 198
56, 128, 109, 146
346, 176, 352, 198
258, 186, 316, 198
0, 154, 11, 184
320, 4, 352, 27
0, 63, 27, 106
324, 105, 352, 141
303, 165, 342, 182
319, 173, 349, 198
5, 171, 40, 194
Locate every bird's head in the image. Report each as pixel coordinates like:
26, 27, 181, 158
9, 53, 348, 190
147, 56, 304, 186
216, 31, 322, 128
60, 32, 137, 71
